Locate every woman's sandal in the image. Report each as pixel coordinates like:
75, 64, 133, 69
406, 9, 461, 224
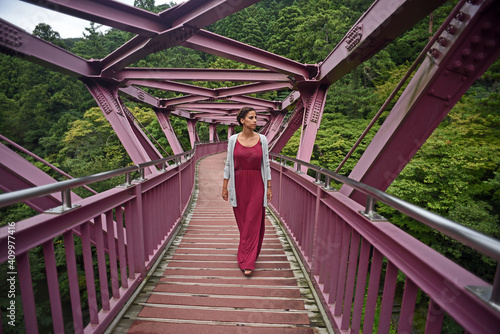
243, 269, 254, 276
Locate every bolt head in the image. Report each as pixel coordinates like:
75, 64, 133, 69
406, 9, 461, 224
485, 39, 496, 49
446, 25, 457, 35
438, 36, 448, 46
452, 60, 462, 69
474, 52, 485, 62
455, 12, 466, 22
465, 64, 475, 74
471, 35, 482, 46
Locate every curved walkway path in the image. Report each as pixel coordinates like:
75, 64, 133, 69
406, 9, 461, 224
110, 152, 331, 333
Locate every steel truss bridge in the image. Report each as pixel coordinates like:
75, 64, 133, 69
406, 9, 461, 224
0, 0, 499, 333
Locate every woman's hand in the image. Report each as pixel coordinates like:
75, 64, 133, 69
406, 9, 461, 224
222, 187, 229, 201
267, 187, 273, 202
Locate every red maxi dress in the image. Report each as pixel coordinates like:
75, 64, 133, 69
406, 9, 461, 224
233, 139, 266, 271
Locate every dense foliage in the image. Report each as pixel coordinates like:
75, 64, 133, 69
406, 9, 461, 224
0, 0, 498, 332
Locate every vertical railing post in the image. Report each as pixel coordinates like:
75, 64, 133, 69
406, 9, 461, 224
311, 185, 322, 278
360, 196, 386, 221
17, 252, 38, 333
366, 196, 375, 215
132, 183, 146, 277
323, 176, 336, 191
178, 157, 182, 217
314, 171, 322, 184
61, 189, 72, 211
491, 266, 500, 305
296, 162, 303, 174
278, 158, 283, 213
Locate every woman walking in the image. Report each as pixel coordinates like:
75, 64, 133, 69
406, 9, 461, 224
222, 107, 272, 276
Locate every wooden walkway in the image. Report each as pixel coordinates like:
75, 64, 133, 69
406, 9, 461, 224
110, 152, 330, 333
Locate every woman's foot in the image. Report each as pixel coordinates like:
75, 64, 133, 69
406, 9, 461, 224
243, 269, 253, 276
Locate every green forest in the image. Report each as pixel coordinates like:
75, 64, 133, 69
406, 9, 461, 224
0, 0, 499, 331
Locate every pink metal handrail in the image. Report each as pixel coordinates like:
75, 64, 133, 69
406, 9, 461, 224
0, 142, 226, 334
0, 143, 201, 209
269, 153, 500, 333
0, 134, 98, 195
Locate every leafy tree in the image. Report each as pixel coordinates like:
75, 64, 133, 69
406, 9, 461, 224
134, 0, 155, 12
281, 111, 381, 177
0, 93, 20, 140
32, 23, 68, 49
72, 23, 108, 59
60, 107, 131, 191
288, 3, 351, 62
266, 5, 305, 59
240, 17, 265, 49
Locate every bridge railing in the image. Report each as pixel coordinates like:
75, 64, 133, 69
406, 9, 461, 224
0, 141, 226, 334
269, 153, 500, 333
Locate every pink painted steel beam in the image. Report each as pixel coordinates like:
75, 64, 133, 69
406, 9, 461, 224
0, 19, 97, 77
227, 96, 278, 109
163, 108, 194, 120
120, 85, 268, 124
100, 0, 261, 75
168, 0, 260, 28
155, 111, 184, 154
281, 90, 301, 111
182, 110, 231, 117
119, 85, 159, 107
194, 112, 231, 118
269, 100, 305, 153
85, 80, 161, 174
0, 143, 63, 212
178, 112, 269, 125
264, 111, 288, 145
187, 119, 199, 148
115, 68, 290, 82
318, 0, 447, 84
163, 96, 277, 110
21, 0, 170, 37
209, 123, 219, 142
101, 25, 200, 76
341, 0, 500, 204
183, 29, 316, 79
191, 112, 269, 123
126, 81, 288, 109
259, 117, 272, 136
124, 105, 165, 162
263, 90, 302, 145
100, 35, 150, 71
191, 115, 267, 126
162, 95, 210, 107
126, 80, 215, 97
172, 102, 268, 110
217, 82, 292, 97
296, 84, 329, 166
101, 26, 200, 77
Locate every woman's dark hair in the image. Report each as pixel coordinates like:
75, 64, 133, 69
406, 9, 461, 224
236, 107, 255, 126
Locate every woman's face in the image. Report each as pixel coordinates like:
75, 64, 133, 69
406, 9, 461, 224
241, 110, 257, 129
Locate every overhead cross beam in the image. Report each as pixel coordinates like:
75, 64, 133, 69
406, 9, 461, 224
0, 18, 98, 77
182, 29, 317, 80
114, 68, 290, 82
318, 0, 448, 84
20, 0, 171, 36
